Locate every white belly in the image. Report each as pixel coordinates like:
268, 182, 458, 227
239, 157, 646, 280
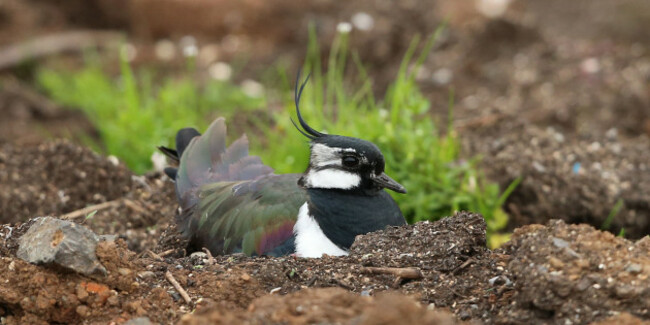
293, 203, 349, 258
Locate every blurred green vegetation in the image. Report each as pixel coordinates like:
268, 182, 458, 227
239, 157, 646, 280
37, 54, 264, 173
36, 27, 518, 244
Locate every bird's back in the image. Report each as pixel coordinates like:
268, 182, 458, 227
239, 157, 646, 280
161, 118, 307, 256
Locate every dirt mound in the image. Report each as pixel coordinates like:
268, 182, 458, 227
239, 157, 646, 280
0, 140, 178, 253
0, 140, 132, 224
465, 121, 650, 238
499, 220, 650, 324
0, 240, 151, 324
179, 287, 458, 325
1, 211, 498, 324
3, 206, 650, 324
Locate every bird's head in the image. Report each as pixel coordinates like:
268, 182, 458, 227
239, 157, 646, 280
292, 72, 406, 195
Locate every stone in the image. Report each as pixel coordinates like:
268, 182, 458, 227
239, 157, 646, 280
125, 317, 154, 325
16, 217, 106, 275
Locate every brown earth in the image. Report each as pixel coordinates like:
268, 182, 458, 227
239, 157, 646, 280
465, 119, 650, 238
1, 0, 650, 324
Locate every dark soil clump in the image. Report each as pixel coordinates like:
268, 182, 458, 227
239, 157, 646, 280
0, 140, 132, 224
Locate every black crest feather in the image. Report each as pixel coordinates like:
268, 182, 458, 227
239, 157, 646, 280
292, 69, 323, 140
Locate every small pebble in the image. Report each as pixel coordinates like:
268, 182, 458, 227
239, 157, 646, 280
614, 285, 638, 299
137, 271, 156, 280
169, 291, 182, 302
76, 305, 89, 317
459, 310, 471, 321
625, 263, 642, 274
549, 257, 565, 269
107, 295, 120, 306
190, 252, 208, 259
552, 237, 569, 248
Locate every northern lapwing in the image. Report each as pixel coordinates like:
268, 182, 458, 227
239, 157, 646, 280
159, 74, 406, 258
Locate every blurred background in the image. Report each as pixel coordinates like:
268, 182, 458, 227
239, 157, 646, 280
0, 0, 649, 246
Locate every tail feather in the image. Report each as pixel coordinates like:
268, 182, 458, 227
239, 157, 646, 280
163, 167, 177, 179
217, 135, 249, 174
174, 117, 274, 205
158, 127, 201, 180
183, 120, 224, 187
158, 146, 179, 162
176, 128, 201, 158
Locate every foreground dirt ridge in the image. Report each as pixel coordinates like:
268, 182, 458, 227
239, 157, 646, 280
1, 167, 650, 325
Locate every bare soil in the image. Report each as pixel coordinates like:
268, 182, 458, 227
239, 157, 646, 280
465, 120, 650, 238
1, 0, 649, 324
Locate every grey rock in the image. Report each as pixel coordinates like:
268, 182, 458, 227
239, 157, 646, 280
99, 234, 118, 242
552, 237, 569, 248
125, 317, 153, 325
625, 263, 642, 274
17, 217, 106, 275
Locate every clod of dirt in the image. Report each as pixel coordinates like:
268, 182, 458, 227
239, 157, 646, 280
17, 216, 107, 275
179, 287, 458, 325
498, 219, 650, 324
351, 211, 487, 271
0, 140, 133, 224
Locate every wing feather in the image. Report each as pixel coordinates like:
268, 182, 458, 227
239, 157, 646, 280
187, 174, 306, 256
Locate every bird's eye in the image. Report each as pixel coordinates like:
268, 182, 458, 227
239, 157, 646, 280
342, 156, 360, 168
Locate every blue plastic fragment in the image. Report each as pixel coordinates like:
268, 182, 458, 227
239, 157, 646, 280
572, 162, 581, 174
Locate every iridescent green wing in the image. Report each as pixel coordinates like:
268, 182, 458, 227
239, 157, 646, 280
185, 174, 307, 256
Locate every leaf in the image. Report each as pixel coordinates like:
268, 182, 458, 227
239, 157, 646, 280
85, 210, 98, 221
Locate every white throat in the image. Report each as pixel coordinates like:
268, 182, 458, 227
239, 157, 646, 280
293, 203, 349, 258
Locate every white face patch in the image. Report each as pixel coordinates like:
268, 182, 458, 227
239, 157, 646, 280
310, 143, 357, 168
293, 203, 349, 258
303, 169, 361, 190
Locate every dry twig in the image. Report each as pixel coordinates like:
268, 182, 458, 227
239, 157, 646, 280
123, 199, 147, 215
0, 30, 122, 70
158, 249, 176, 257
165, 271, 192, 304
146, 250, 164, 262
452, 258, 475, 275
59, 199, 122, 220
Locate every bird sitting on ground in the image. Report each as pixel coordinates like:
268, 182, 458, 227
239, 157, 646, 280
158, 73, 406, 258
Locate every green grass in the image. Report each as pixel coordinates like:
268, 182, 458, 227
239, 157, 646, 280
36, 53, 265, 173
36, 28, 518, 242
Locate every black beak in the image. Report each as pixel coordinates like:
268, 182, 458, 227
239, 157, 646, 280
373, 172, 407, 194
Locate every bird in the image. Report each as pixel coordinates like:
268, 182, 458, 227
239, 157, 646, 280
158, 73, 406, 258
